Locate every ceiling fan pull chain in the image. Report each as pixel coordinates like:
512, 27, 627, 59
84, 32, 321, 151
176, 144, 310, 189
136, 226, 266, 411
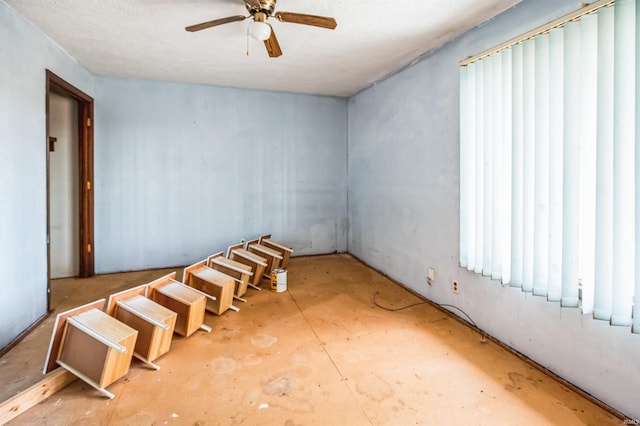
246, 25, 250, 56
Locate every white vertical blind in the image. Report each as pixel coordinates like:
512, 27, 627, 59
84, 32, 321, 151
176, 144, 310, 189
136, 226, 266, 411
611, 0, 635, 326
533, 34, 550, 297
501, 48, 513, 286
547, 27, 564, 303
561, 20, 581, 308
482, 56, 494, 277
492, 52, 504, 281
635, 0, 640, 333
579, 13, 599, 314
459, 0, 639, 333
522, 39, 536, 293
459, 65, 470, 270
510, 43, 524, 288
474, 61, 484, 275
594, 5, 615, 321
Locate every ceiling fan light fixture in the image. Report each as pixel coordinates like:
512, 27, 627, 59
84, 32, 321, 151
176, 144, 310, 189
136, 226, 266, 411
249, 20, 271, 41
185, 2, 337, 58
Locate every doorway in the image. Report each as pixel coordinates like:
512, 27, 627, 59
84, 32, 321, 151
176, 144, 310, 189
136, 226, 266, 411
45, 70, 94, 310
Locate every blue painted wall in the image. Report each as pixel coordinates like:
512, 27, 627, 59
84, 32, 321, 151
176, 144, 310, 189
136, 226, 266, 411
94, 77, 347, 272
0, 2, 94, 349
348, 0, 640, 418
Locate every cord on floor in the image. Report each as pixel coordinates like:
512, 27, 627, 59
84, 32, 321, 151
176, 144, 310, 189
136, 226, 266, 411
372, 291, 486, 343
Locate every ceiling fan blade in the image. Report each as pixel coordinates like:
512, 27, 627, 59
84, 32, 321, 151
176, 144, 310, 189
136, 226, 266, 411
185, 15, 246, 32
274, 12, 337, 30
264, 25, 282, 58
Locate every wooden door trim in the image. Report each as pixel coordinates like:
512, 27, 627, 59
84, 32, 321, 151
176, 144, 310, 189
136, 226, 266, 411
45, 70, 94, 309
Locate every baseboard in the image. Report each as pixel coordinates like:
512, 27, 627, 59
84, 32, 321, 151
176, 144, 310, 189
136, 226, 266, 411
0, 312, 50, 358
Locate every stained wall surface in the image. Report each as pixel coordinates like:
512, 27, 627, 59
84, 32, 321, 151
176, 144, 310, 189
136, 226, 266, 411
347, 0, 640, 418
94, 77, 347, 273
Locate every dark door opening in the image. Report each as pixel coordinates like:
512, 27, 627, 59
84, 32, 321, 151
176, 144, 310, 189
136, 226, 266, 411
46, 70, 94, 311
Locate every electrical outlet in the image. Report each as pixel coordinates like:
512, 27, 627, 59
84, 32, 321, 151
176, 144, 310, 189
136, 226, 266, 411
452, 280, 459, 294
427, 267, 435, 281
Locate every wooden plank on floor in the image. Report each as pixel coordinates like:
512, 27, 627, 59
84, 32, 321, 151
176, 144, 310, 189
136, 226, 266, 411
0, 368, 76, 424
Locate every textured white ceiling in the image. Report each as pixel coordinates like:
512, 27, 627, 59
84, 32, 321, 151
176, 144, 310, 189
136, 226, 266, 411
4, 0, 520, 96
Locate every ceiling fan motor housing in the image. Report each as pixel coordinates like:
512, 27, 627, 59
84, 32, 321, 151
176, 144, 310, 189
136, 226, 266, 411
246, 0, 277, 16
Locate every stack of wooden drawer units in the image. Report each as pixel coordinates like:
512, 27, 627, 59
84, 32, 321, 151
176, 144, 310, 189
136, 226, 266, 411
43, 233, 293, 399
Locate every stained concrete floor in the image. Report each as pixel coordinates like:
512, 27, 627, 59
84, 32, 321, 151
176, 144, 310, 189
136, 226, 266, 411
1, 254, 620, 425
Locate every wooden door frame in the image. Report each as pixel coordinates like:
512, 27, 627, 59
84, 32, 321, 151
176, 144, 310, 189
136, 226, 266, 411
45, 70, 94, 310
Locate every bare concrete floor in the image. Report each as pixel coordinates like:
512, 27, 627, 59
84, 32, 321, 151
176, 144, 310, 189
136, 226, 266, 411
1, 254, 620, 425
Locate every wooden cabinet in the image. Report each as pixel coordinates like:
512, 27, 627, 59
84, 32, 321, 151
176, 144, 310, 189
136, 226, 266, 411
183, 260, 237, 315
227, 243, 268, 287
113, 295, 176, 365
106, 286, 177, 370
259, 234, 293, 268
247, 239, 283, 277
207, 251, 253, 298
147, 272, 208, 337
45, 300, 138, 399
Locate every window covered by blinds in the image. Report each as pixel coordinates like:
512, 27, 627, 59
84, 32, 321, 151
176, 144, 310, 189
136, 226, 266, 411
459, 0, 640, 332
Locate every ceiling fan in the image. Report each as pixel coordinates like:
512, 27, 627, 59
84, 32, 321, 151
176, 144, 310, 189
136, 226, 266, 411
185, 0, 337, 58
